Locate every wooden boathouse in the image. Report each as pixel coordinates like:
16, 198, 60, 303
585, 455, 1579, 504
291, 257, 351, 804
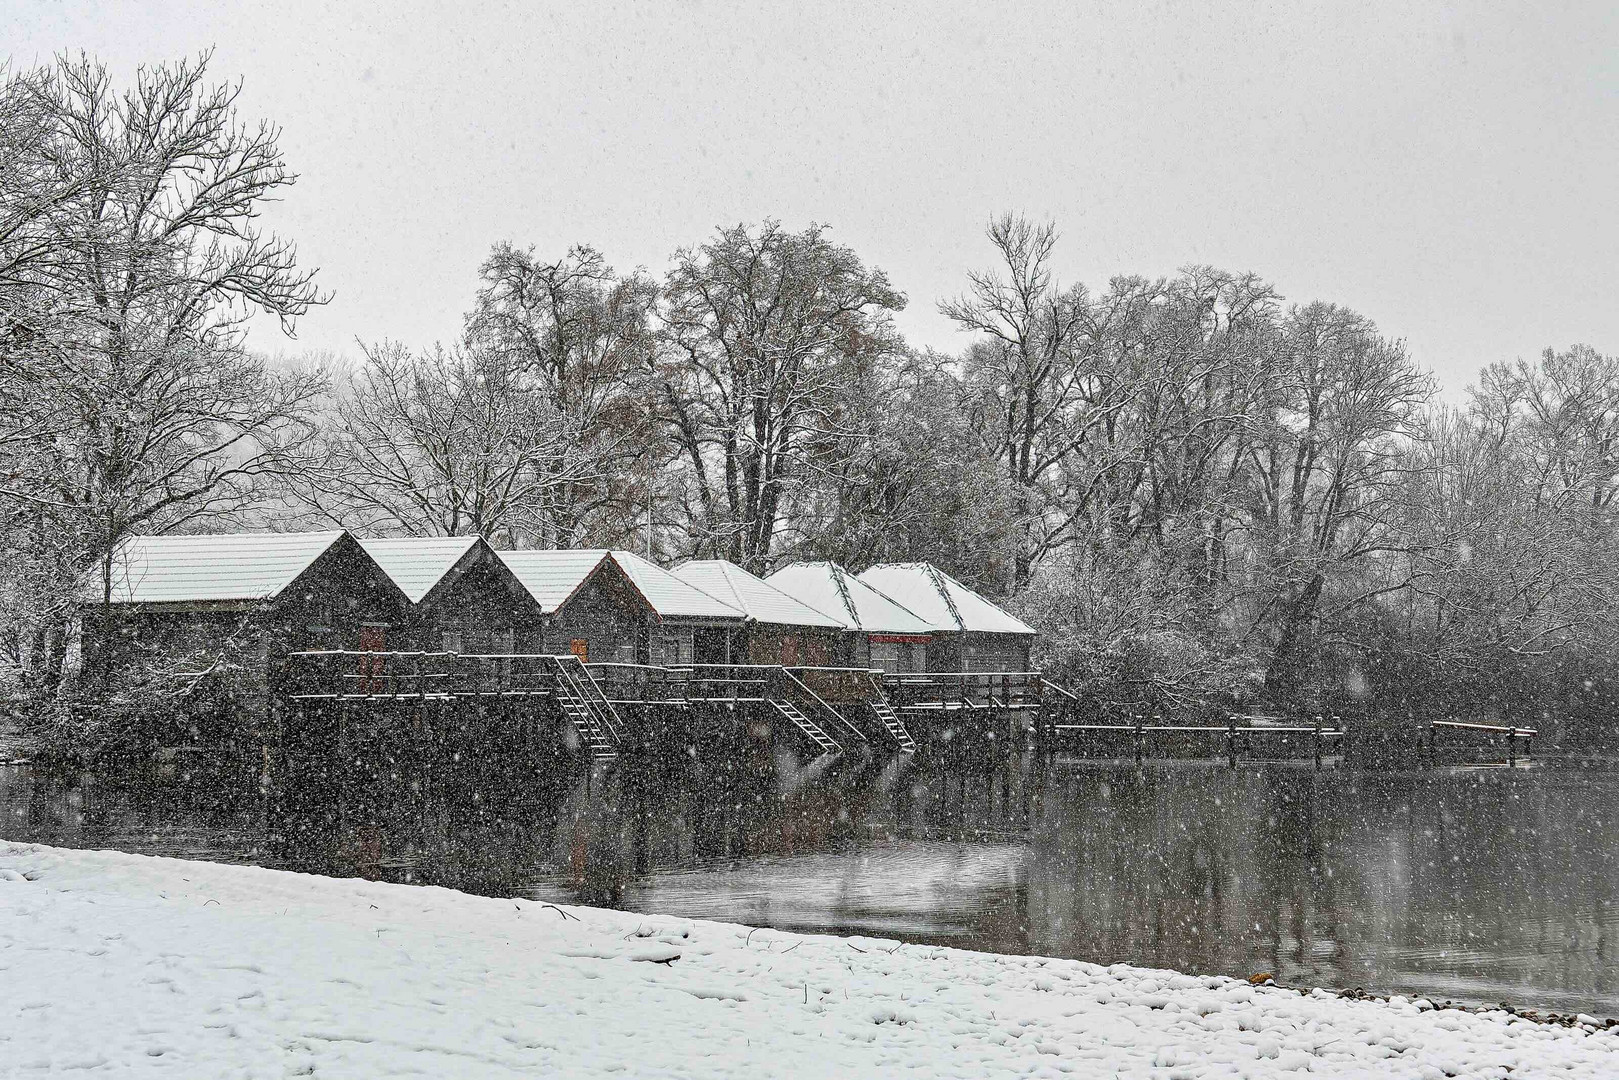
610, 550, 748, 665
81, 530, 412, 684
670, 559, 847, 666
856, 563, 1036, 674
765, 561, 934, 673
83, 531, 1059, 768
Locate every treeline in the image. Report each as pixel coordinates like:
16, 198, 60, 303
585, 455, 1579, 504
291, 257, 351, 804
3, 56, 1615, 734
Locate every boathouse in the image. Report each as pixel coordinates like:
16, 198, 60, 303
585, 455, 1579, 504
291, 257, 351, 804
610, 550, 746, 665
358, 535, 543, 654
765, 562, 934, 673
79, 530, 412, 685
671, 560, 846, 666
491, 549, 663, 664
855, 563, 1036, 673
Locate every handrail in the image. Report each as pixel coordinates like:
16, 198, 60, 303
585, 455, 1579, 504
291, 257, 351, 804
551, 654, 626, 746
1433, 719, 1537, 736
1040, 677, 1080, 702
1053, 723, 1345, 735
780, 668, 868, 745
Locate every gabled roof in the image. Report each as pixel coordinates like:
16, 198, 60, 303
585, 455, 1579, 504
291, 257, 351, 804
672, 560, 844, 628
84, 531, 348, 605
856, 563, 1036, 636
356, 535, 482, 604
611, 551, 745, 622
765, 562, 934, 636
493, 549, 630, 615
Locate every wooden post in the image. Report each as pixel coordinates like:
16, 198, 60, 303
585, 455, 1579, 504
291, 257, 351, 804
1313, 715, 1322, 770
1227, 714, 1237, 768
1133, 713, 1143, 764
1508, 725, 1516, 765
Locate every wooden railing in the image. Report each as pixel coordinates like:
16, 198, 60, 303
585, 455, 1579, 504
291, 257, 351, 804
881, 670, 1044, 709
284, 649, 564, 699
1047, 713, 1347, 766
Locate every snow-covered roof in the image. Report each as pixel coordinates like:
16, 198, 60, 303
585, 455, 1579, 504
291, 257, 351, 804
494, 549, 631, 615
84, 531, 348, 605
356, 535, 482, 604
765, 562, 934, 636
855, 563, 1036, 636
611, 551, 745, 622
672, 560, 844, 628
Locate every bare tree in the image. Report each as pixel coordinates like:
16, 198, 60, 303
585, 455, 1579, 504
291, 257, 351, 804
1244, 303, 1432, 696
292, 341, 588, 543
0, 53, 327, 688
774, 349, 1016, 583
943, 214, 1100, 591
467, 243, 659, 547
659, 222, 905, 571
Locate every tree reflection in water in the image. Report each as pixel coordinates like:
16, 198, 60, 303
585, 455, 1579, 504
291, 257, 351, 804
3, 739, 1617, 1015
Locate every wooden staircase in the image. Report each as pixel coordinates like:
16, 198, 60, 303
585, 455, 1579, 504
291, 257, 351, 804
780, 669, 869, 750
544, 655, 624, 759
770, 700, 842, 756
869, 698, 916, 754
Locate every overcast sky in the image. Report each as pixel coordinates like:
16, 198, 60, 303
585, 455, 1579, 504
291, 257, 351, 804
10, 2, 1618, 398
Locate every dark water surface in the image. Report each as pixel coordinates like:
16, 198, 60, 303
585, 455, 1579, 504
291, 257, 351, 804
3, 754, 1617, 1016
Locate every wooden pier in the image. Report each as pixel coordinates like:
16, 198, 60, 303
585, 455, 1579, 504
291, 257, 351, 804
274, 650, 1540, 769
279, 650, 1051, 761
1046, 714, 1346, 768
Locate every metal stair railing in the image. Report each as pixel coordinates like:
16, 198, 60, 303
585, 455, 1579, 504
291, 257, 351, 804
867, 694, 917, 754
779, 668, 868, 748
544, 654, 625, 757
770, 700, 842, 756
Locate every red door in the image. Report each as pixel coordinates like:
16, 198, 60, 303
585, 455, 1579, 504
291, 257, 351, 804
358, 625, 387, 692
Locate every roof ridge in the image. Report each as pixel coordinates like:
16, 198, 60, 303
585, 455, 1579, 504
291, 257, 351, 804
923, 564, 968, 632
123, 528, 345, 540
826, 563, 861, 629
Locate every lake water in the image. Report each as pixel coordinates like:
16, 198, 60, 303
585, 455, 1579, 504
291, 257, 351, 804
3, 752, 1617, 1016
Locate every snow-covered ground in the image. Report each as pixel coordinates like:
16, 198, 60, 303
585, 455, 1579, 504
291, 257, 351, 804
2, 842, 1614, 1078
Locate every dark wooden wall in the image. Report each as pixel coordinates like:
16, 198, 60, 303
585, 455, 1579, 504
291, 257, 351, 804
541, 567, 652, 664
744, 625, 846, 667
922, 631, 1034, 673
413, 556, 544, 654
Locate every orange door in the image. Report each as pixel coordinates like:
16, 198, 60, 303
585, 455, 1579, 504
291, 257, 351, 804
357, 625, 387, 691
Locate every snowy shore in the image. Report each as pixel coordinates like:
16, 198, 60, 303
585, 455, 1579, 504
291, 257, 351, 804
2, 842, 1614, 1078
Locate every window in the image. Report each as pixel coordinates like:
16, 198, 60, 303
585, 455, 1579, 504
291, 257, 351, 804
650, 631, 693, 667
569, 639, 589, 663
441, 630, 464, 654
869, 640, 901, 673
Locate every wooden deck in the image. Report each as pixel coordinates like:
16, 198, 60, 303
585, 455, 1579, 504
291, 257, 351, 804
278, 650, 1049, 760
276, 652, 1535, 767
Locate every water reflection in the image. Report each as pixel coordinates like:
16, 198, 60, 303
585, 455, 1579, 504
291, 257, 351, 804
3, 749, 1617, 1015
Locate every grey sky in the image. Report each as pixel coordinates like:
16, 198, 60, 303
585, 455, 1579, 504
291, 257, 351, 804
11, 1, 1618, 397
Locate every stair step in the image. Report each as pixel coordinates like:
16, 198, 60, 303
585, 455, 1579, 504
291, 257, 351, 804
870, 701, 917, 754
771, 700, 841, 754
548, 656, 622, 758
